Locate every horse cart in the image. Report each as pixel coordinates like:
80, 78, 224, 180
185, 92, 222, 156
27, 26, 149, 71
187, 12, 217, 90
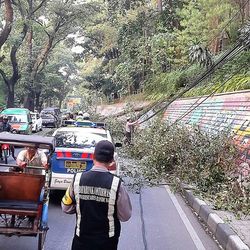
0, 132, 55, 250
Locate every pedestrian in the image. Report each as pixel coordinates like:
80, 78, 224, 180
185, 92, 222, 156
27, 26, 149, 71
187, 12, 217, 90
125, 117, 138, 144
61, 140, 132, 250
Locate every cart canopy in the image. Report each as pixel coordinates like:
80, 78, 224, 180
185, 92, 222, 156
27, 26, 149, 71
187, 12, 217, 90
0, 132, 55, 150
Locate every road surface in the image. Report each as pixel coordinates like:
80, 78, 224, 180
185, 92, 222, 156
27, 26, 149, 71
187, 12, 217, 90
0, 129, 219, 249
0, 186, 219, 250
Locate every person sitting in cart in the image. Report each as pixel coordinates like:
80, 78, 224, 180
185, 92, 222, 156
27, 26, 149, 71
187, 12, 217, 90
16, 145, 48, 175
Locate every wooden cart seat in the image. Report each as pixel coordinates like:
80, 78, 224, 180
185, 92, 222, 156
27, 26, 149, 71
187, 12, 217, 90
0, 172, 45, 215
0, 200, 39, 210
0, 172, 45, 201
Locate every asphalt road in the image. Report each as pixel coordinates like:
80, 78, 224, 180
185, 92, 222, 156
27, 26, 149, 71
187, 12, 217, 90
0, 187, 219, 250
0, 129, 220, 250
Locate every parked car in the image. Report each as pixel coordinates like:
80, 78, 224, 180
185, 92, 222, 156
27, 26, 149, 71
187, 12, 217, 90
40, 107, 61, 128
30, 112, 43, 132
0, 108, 32, 134
50, 123, 121, 190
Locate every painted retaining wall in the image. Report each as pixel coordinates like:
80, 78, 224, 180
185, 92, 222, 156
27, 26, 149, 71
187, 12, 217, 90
163, 90, 250, 162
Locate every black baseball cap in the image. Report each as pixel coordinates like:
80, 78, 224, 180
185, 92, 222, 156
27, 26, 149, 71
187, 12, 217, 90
94, 140, 114, 163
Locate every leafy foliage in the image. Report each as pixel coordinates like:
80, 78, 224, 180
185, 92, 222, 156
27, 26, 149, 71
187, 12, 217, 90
74, 0, 249, 102
0, 0, 249, 107
122, 120, 249, 214
189, 45, 213, 68
185, 50, 250, 97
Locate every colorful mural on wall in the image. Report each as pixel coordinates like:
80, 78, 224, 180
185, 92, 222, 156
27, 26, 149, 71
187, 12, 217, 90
163, 90, 250, 166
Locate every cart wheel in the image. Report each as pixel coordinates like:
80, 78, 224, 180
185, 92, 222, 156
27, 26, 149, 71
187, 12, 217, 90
38, 230, 47, 250
3, 149, 8, 164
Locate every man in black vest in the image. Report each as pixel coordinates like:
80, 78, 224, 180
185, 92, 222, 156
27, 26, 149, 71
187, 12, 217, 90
62, 140, 132, 250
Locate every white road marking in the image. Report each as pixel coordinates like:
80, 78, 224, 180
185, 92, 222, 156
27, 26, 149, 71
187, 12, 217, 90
164, 185, 206, 250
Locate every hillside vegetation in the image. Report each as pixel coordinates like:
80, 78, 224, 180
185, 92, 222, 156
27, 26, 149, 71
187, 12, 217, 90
76, 0, 250, 103
0, 1, 249, 109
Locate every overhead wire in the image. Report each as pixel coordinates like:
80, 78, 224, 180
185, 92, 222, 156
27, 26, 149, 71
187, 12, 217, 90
166, 25, 250, 125
137, 0, 250, 123
138, 44, 245, 124
170, 64, 246, 126
138, 24, 250, 124
170, 46, 247, 124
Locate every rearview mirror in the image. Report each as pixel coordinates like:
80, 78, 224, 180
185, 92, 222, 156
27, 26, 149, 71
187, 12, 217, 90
115, 142, 122, 147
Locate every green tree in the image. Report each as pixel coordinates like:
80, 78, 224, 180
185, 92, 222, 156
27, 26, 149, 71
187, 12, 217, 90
22, 0, 100, 110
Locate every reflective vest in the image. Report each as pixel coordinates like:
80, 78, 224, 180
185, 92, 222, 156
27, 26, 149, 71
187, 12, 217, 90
73, 171, 121, 241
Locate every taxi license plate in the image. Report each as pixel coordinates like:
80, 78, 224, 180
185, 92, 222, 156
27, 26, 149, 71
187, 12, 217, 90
65, 161, 86, 169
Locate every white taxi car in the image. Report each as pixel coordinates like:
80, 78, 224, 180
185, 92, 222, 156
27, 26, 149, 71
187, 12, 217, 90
50, 125, 120, 190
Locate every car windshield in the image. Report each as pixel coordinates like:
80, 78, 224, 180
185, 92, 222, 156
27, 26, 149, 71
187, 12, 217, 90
54, 131, 107, 148
41, 113, 54, 118
8, 114, 27, 123
42, 110, 55, 114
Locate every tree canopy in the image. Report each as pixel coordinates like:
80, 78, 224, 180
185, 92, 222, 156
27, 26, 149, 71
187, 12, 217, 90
0, 0, 249, 109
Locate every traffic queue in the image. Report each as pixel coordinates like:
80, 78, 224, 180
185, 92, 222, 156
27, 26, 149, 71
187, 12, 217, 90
0, 107, 129, 250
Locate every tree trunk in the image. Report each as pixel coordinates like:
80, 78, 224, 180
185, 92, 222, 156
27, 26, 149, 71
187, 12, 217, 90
24, 90, 35, 111
0, 73, 15, 107
26, 36, 54, 110
20, 0, 47, 110
59, 99, 63, 109
0, 0, 13, 50
35, 91, 42, 111
0, 76, 15, 108
6, 80, 15, 108
31, 37, 54, 81
24, 24, 35, 111
0, 23, 28, 108
157, 0, 162, 12
38, 100, 44, 112
48, 98, 52, 107
233, 0, 250, 23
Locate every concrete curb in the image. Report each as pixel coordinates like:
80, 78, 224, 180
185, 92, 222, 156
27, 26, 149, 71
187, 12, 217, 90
182, 188, 249, 250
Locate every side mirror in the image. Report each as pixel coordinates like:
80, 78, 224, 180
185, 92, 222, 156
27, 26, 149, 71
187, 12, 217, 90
115, 142, 122, 148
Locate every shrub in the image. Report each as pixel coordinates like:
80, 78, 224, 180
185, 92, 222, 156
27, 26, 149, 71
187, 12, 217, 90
105, 117, 124, 141
123, 119, 250, 214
